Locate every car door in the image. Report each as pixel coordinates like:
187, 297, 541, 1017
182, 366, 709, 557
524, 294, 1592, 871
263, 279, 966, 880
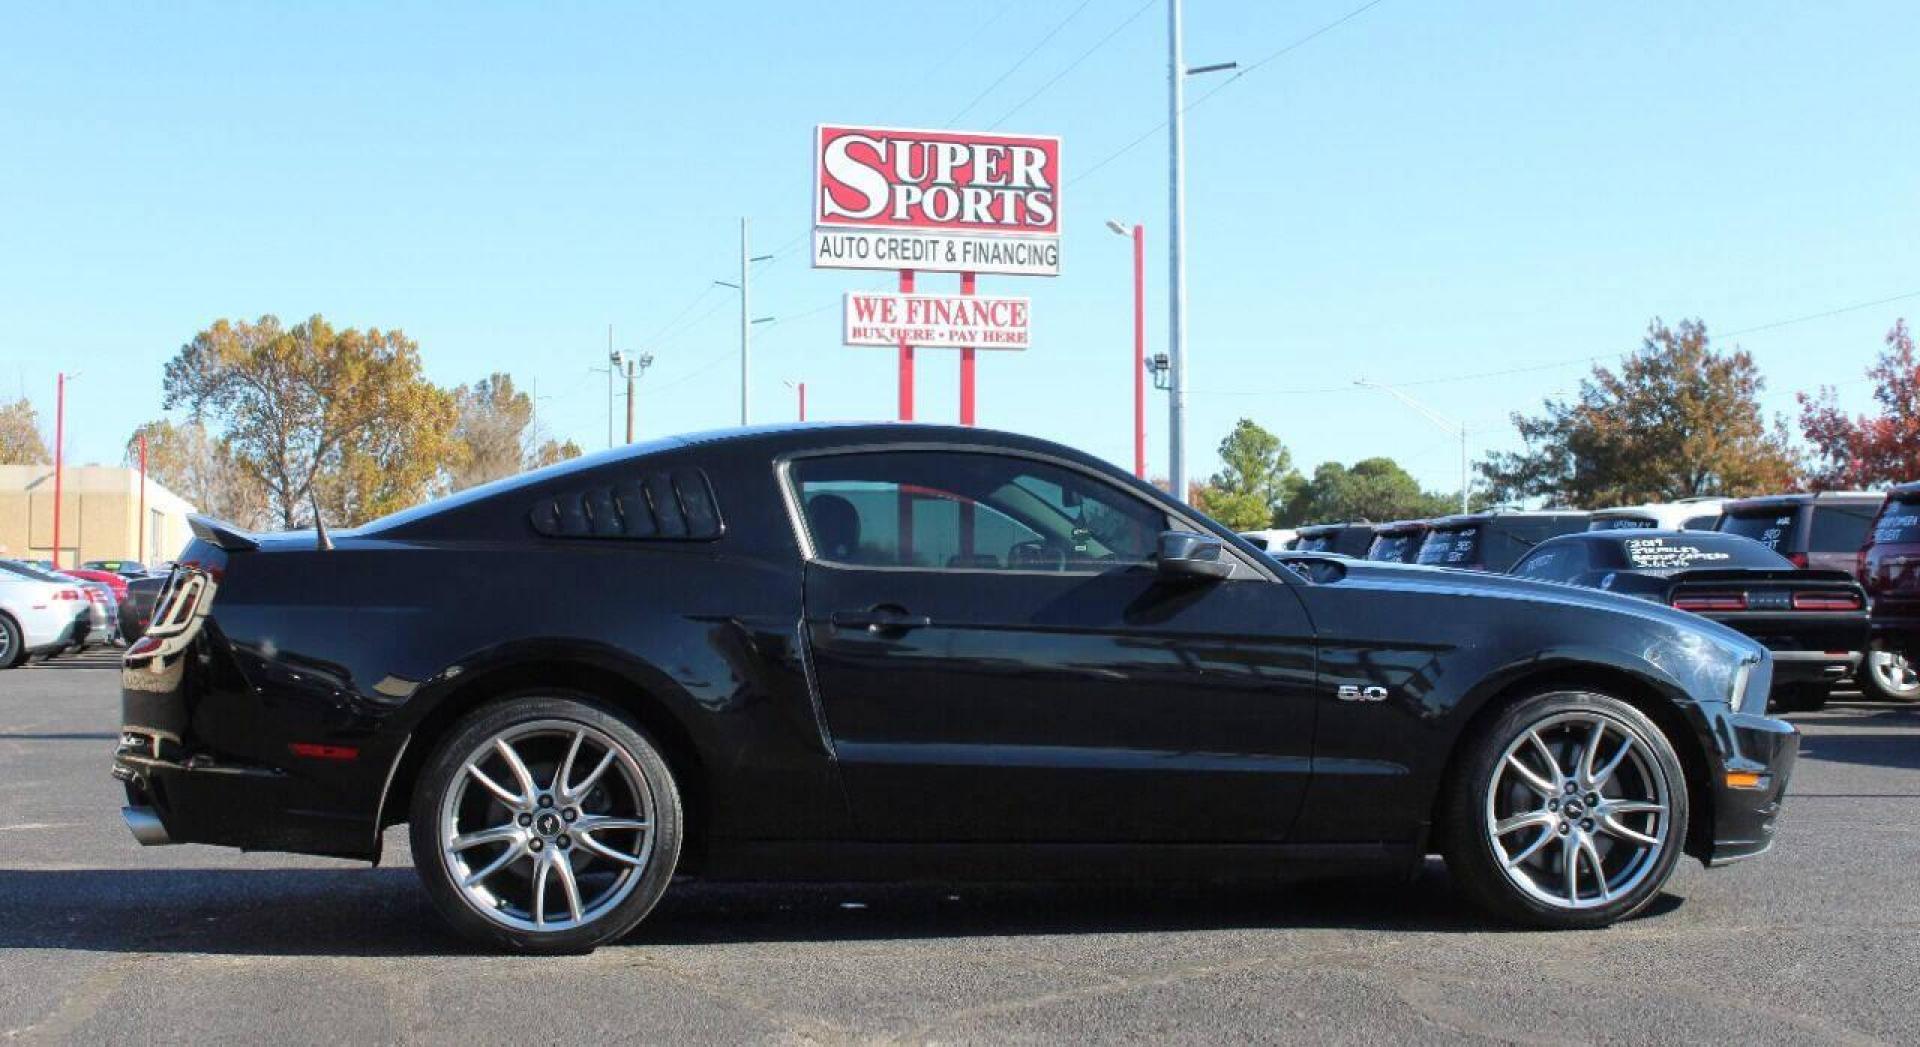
789, 448, 1318, 843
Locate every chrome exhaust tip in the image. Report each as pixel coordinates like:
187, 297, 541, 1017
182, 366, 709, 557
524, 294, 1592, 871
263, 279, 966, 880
122, 805, 173, 846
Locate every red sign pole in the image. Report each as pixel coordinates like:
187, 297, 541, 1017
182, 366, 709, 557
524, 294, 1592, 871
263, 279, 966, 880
798, 381, 807, 422
52, 372, 65, 568
138, 433, 148, 564
897, 269, 915, 421
959, 271, 977, 427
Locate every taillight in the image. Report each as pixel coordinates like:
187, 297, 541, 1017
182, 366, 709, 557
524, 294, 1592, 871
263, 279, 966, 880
1674, 592, 1748, 612
1792, 591, 1864, 612
55, 589, 83, 601
1786, 552, 1809, 569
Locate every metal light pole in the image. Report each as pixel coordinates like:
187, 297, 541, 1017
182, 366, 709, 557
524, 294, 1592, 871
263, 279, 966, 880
1167, 0, 1189, 501
1166, 1, 1235, 502
1107, 220, 1148, 479
1356, 379, 1473, 514
785, 379, 807, 422
716, 218, 775, 427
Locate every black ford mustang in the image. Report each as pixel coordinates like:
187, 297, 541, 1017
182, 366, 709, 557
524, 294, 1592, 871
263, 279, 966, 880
114, 424, 1798, 953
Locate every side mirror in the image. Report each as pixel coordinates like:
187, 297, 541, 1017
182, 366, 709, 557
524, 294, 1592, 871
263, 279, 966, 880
1157, 530, 1234, 581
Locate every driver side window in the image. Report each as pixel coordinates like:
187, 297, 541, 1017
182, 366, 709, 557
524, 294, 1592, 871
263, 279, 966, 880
791, 451, 1170, 572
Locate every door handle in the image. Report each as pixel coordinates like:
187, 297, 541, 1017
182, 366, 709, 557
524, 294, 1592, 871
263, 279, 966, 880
830, 607, 933, 634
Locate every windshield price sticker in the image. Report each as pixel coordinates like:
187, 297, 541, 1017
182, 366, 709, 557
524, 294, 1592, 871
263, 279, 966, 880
1624, 537, 1732, 569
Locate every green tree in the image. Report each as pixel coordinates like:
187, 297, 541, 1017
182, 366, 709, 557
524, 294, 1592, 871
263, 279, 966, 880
1478, 318, 1797, 507
1283, 457, 1457, 525
0, 398, 50, 465
162, 314, 459, 528
1193, 419, 1302, 530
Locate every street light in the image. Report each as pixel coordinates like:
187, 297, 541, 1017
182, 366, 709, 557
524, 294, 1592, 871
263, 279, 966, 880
1355, 379, 1473, 514
1106, 219, 1147, 479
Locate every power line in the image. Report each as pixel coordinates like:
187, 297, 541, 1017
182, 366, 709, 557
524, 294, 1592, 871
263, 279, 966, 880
946, 0, 1096, 127
1071, 0, 1389, 188
1384, 288, 1920, 390
1186, 287, 1920, 398
989, 0, 1159, 129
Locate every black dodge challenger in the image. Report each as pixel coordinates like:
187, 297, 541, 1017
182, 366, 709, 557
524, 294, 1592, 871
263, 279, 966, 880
114, 424, 1798, 952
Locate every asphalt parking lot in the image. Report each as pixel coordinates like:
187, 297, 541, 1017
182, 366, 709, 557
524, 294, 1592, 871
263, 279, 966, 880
2, 658, 1917, 1045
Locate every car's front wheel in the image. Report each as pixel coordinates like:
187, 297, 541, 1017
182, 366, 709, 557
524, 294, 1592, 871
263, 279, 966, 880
409, 693, 683, 953
1442, 689, 1689, 929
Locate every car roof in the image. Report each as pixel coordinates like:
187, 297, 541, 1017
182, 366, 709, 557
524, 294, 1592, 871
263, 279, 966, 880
1369, 519, 1430, 534
1428, 509, 1589, 527
1297, 522, 1373, 535
1722, 490, 1884, 510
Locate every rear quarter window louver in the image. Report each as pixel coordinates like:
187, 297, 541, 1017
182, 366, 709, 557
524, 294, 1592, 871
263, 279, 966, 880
530, 468, 724, 541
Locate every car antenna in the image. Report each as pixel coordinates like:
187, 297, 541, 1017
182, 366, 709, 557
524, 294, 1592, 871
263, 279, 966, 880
310, 490, 333, 552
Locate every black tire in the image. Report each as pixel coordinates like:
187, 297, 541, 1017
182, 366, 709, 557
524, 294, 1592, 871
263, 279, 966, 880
409, 692, 683, 954
1441, 689, 1690, 929
0, 614, 25, 670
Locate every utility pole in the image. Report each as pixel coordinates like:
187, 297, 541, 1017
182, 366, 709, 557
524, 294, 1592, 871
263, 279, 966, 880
624, 352, 654, 442
1356, 379, 1473, 514
1166, 2, 1235, 501
715, 217, 774, 427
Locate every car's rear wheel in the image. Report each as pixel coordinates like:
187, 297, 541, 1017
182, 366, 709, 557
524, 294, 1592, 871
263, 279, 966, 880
1442, 690, 1688, 929
409, 693, 682, 954
0, 614, 24, 670
1860, 649, 1920, 703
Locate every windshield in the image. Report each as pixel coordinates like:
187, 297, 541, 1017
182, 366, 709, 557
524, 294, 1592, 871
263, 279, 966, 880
1418, 526, 1480, 566
1719, 509, 1798, 552
1367, 533, 1420, 562
1295, 534, 1334, 553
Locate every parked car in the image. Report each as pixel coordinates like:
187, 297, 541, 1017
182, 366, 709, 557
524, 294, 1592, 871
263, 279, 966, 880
1588, 498, 1727, 532
1292, 522, 1375, 557
60, 567, 130, 602
1417, 509, 1591, 572
1364, 520, 1430, 563
83, 559, 157, 579
1858, 482, 1920, 702
114, 423, 1795, 952
0, 566, 90, 668
118, 575, 168, 643
1511, 530, 1867, 711
1716, 491, 1883, 572
1237, 528, 1296, 552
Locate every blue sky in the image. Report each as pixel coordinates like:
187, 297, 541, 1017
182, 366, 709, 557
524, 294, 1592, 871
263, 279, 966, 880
3, 1, 1916, 498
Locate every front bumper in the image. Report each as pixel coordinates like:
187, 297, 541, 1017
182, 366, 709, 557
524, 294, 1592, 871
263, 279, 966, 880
1702, 707, 1799, 865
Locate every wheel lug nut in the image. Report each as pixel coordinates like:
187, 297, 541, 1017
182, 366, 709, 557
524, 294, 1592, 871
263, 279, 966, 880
1582, 819, 1594, 832
516, 813, 533, 827
1558, 822, 1570, 834
1548, 799, 1559, 811
558, 835, 571, 849
562, 808, 578, 822
537, 794, 553, 808
529, 838, 544, 852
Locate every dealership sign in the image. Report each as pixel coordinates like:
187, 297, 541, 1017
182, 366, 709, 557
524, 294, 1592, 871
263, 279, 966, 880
814, 124, 1061, 276
844, 292, 1030, 350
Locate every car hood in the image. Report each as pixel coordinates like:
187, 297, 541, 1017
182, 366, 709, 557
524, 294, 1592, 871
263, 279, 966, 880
1319, 558, 1767, 656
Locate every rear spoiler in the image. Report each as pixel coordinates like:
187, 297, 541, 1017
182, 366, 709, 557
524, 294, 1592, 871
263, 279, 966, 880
187, 514, 259, 553
1666, 568, 1858, 587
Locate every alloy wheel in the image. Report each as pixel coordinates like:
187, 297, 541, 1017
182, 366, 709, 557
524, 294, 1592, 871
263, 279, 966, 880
1867, 651, 1920, 699
438, 718, 656, 934
1484, 711, 1671, 911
